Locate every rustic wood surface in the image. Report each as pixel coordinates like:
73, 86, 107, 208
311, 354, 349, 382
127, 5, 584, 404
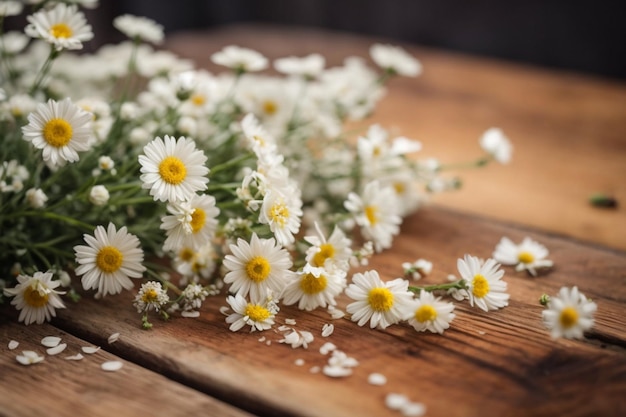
2, 25, 626, 417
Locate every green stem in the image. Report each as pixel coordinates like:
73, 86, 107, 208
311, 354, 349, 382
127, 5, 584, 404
209, 152, 254, 176
409, 279, 467, 295
439, 156, 492, 171
30, 46, 59, 95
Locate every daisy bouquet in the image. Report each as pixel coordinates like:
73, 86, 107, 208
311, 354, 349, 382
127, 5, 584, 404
0, 1, 518, 333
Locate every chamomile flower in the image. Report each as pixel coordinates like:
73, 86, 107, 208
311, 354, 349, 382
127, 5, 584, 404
304, 223, 352, 272
480, 128, 512, 164
407, 291, 455, 334
345, 270, 414, 329
21, 98, 94, 168
3, 271, 66, 325
274, 53, 325, 78
25, 3, 94, 51
160, 194, 220, 252
25, 188, 48, 208
74, 223, 146, 297
0, 1, 23, 17
223, 233, 294, 301
225, 292, 279, 332
211, 45, 268, 73
113, 14, 164, 44
542, 286, 597, 340
138, 135, 209, 202
493, 236, 553, 276
133, 281, 169, 313
281, 263, 347, 311
258, 189, 302, 247
370, 43, 422, 77
344, 180, 402, 252
457, 255, 509, 312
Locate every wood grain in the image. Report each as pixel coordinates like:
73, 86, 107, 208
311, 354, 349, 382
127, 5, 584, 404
42, 207, 626, 417
0, 318, 254, 417
165, 24, 626, 251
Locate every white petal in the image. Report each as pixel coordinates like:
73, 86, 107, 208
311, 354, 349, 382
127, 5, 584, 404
46, 343, 67, 355
386, 393, 409, 410
41, 336, 62, 347
101, 360, 124, 371
368, 372, 387, 386
65, 353, 84, 361
107, 332, 120, 344
322, 323, 334, 337
8, 340, 19, 350
81, 346, 101, 354
322, 365, 352, 377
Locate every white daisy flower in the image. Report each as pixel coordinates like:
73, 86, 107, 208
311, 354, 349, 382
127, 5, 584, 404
345, 270, 414, 329
222, 233, 294, 301
402, 259, 433, 280
225, 291, 279, 332
25, 3, 94, 51
281, 263, 347, 311
493, 236, 554, 276
457, 255, 510, 312
344, 180, 402, 252
3, 271, 66, 325
113, 14, 164, 44
74, 223, 146, 297
138, 135, 209, 202
21, 98, 94, 168
211, 45, 268, 73
25, 188, 48, 208
542, 286, 597, 339
258, 189, 302, 247
407, 291, 455, 334
480, 127, 512, 164
0, 1, 23, 17
304, 223, 352, 272
160, 194, 220, 252
274, 53, 325, 78
370, 43, 422, 77
133, 281, 169, 313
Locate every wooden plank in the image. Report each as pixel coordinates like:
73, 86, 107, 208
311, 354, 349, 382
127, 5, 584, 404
37, 207, 626, 417
166, 25, 626, 251
0, 316, 254, 417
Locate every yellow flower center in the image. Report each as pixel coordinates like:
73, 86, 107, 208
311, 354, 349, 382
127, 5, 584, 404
368, 287, 394, 312
23, 282, 49, 308
50, 23, 73, 39
269, 202, 289, 227
299, 273, 328, 295
472, 274, 490, 298
245, 304, 271, 322
191, 94, 206, 106
373, 146, 382, 157
393, 182, 406, 195
158, 156, 187, 185
96, 246, 124, 273
365, 205, 378, 225
253, 135, 266, 146
312, 243, 335, 267
245, 256, 271, 283
518, 251, 535, 264
415, 305, 437, 323
559, 306, 579, 329
141, 288, 159, 303
262, 100, 278, 115
178, 247, 195, 262
190, 208, 206, 233
43, 118, 73, 147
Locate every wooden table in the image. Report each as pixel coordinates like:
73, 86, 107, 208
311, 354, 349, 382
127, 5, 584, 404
2, 25, 625, 417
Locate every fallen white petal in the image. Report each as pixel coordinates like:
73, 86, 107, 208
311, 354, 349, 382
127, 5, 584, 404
294, 358, 305, 366
65, 353, 84, 361
16, 351, 44, 365
329, 308, 345, 319
219, 306, 230, 316
181, 310, 200, 318
81, 346, 101, 354
386, 393, 410, 410
8, 340, 19, 350
101, 361, 123, 372
309, 366, 320, 374
368, 372, 387, 386
41, 336, 62, 348
258, 336, 266, 342
46, 343, 67, 356
323, 365, 353, 377
322, 323, 334, 337
319, 342, 337, 355
108, 332, 120, 344
285, 318, 297, 325
401, 402, 426, 417
266, 340, 272, 346
277, 325, 292, 332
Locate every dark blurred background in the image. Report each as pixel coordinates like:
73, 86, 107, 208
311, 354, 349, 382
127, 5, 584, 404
17, 0, 626, 79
